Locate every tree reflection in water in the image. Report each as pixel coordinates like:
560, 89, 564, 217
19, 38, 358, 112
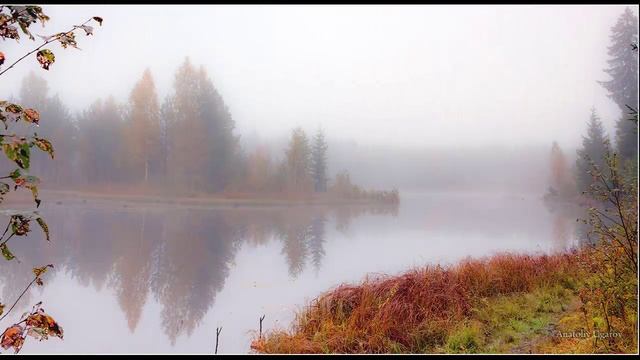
0, 202, 398, 344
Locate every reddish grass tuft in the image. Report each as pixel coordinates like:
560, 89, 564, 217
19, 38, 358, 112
251, 251, 579, 354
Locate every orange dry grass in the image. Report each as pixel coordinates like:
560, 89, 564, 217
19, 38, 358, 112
251, 251, 578, 354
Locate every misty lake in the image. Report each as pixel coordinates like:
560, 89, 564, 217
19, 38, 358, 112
1, 192, 582, 354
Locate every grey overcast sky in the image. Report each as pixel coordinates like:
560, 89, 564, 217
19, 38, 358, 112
0, 5, 634, 149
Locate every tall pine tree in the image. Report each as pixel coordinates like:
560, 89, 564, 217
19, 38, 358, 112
311, 128, 328, 193
78, 96, 125, 184
18, 72, 77, 186
196, 65, 240, 192
599, 7, 639, 162
285, 127, 312, 193
575, 108, 609, 193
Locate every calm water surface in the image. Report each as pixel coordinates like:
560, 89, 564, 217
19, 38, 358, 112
1, 192, 581, 353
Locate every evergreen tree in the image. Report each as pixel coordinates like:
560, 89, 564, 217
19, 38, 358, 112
196, 65, 240, 192
124, 69, 161, 183
310, 128, 328, 193
42, 95, 77, 185
615, 114, 638, 162
19, 71, 48, 106
18, 72, 77, 186
78, 96, 125, 184
599, 7, 639, 161
576, 109, 609, 193
285, 127, 312, 193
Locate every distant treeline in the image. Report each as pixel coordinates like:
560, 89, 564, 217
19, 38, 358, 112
2, 58, 398, 204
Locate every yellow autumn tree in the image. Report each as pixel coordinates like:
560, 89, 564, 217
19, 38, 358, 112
165, 58, 209, 193
124, 69, 161, 184
549, 141, 575, 199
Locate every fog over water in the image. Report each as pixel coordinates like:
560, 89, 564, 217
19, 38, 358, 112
2, 193, 581, 353
0, 4, 635, 354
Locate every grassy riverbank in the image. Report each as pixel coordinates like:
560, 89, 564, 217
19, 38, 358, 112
250, 249, 637, 354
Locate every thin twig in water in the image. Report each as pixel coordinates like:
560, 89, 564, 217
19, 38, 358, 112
259, 314, 266, 340
215, 326, 222, 354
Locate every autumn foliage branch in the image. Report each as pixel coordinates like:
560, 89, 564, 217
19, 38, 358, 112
0, 5, 102, 354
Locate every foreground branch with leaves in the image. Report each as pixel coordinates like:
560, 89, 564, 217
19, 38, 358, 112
0, 5, 102, 354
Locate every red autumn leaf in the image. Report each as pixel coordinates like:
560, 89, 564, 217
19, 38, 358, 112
25, 309, 64, 340
1, 325, 25, 353
23, 108, 40, 124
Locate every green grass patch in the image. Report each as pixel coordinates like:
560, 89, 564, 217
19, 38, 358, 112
444, 322, 484, 354
471, 284, 576, 353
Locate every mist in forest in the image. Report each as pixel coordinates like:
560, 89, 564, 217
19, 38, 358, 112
0, 5, 632, 197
